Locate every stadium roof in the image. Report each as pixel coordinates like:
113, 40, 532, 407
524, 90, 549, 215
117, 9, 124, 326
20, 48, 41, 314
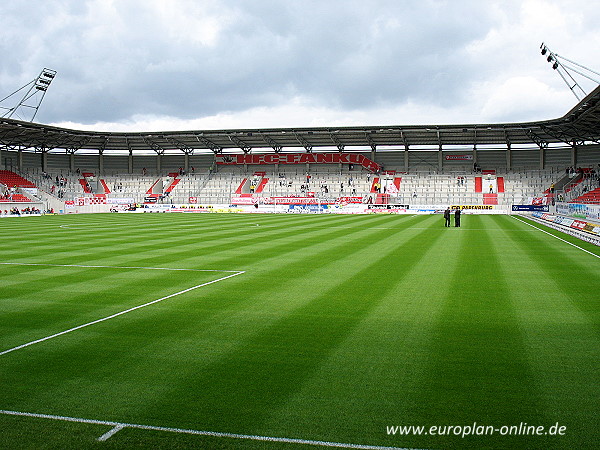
1, 85, 599, 155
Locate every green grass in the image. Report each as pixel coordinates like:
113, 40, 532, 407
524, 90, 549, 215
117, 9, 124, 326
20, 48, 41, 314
0, 213, 598, 449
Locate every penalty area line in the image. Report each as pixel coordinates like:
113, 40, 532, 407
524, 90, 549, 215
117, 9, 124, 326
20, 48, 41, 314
0, 271, 245, 357
511, 216, 600, 259
0, 409, 422, 449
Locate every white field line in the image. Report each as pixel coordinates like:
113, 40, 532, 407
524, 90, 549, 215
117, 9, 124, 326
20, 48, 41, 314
0, 262, 241, 273
511, 216, 600, 259
97, 425, 124, 441
0, 409, 422, 450
0, 270, 245, 357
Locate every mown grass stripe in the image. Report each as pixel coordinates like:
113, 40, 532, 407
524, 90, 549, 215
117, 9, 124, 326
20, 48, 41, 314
403, 215, 549, 447
491, 215, 600, 448
494, 215, 600, 334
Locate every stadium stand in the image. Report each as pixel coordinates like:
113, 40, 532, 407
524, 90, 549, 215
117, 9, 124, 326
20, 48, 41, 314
572, 187, 600, 204
0, 170, 35, 202
0, 170, 36, 188
4, 164, 584, 207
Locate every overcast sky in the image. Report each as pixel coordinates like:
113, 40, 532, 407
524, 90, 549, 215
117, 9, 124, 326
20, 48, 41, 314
1, 0, 598, 132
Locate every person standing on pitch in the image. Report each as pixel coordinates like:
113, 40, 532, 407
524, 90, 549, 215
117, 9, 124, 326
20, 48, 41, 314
454, 208, 461, 227
444, 208, 451, 227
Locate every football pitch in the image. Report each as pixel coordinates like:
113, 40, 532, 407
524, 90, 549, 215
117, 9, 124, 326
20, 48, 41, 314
0, 212, 598, 449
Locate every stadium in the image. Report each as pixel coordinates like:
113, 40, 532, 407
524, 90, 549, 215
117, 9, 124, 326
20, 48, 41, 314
1, 26, 600, 450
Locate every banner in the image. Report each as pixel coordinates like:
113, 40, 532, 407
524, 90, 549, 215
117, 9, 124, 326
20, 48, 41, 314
230, 196, 260, 205
556, 202, 600, 221
445, 154, 473, 161
216, 153, 380, 172
230, 196, 337, 205
106, 197, 135, 204
512, 205, 550, 212
288, 204, 329, 213
75, 197, 107, 206
450, 205, 494, 210
267, 197, 323, 205
21, 187, 39, 196
338, 196, 364, 204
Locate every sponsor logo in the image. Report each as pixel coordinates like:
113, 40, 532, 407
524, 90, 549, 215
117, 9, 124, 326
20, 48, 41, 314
450, 205, 493, 210
444, 154, 473, 161
216, 153, 381, 172
511, 205, 550, 212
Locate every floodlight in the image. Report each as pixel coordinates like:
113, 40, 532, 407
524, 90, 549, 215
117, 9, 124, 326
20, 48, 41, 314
0, 67, 56, 121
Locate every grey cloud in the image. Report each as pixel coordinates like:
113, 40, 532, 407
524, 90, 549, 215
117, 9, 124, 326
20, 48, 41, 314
1, 0, 594, 126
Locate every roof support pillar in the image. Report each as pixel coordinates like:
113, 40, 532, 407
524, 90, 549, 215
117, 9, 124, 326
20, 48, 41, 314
184, 152, 189, 173
69, 153, 75, 173
571, 143, 577, 167
41, 150, 48, 173
17, 148, 23, 170
404, 148, 409, 172
156, 153, 161, 175
0, 146, 2, 170
506, 143, 512, 172
540, 147, 545, 170
438, 147, 443, 173
128, 150, 133, 174
98, 151, 104, 175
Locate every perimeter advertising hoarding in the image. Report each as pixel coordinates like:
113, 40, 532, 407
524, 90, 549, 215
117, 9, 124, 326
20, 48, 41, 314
532, 212, 600, 235
556, 202, 600, 221
216, 153, 381, 172
288, 204, 329, 213
512, 205, 550, 212
450, 205, 494, 210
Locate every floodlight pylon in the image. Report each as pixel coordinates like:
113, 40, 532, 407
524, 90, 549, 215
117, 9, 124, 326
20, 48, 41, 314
0, 68, 57, 122
540, 43, 599, 101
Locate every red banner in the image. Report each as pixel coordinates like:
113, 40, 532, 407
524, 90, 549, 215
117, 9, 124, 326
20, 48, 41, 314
267, 197, 323, 205
230, 196, 260, 205
75, 197, 107, 206
216, 153, 380, 172
338, 196, 364, 204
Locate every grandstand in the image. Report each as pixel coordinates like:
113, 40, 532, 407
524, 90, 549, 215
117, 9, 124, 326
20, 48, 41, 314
0, 153, 596, 212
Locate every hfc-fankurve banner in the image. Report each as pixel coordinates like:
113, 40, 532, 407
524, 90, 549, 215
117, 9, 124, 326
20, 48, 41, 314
216, 153, 381, 172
